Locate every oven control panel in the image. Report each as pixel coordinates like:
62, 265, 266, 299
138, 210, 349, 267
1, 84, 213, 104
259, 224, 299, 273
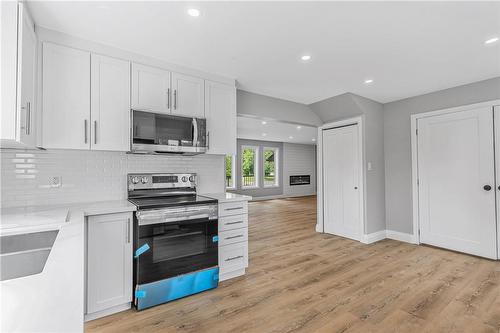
128, 173, 196, 190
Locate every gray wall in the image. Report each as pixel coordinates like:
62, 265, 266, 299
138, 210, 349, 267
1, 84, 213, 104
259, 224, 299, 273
384, 77, 500, 234
230, 139, 284, 198
310, 93, 386, 234
237, 90, 322, 127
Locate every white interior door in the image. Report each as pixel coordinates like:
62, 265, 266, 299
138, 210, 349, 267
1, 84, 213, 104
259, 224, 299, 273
417, 106, 497, 259
322, 124, 362, 241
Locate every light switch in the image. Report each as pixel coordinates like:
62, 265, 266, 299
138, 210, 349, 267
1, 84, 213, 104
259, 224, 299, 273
367, 162, 373, 171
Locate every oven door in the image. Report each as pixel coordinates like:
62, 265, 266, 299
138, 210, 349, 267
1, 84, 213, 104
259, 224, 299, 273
134, 210, 218, 285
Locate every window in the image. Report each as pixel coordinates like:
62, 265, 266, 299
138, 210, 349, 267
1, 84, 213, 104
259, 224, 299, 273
241, 146, 259, 188
264, 147, 279, 187
225, 155, 235, 189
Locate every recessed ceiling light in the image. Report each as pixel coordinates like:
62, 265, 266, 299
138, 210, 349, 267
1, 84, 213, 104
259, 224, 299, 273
289, 136, 294, 139
301, 55, 311, 61
187, 8, 201, 17
312, 138, 316, 142
485, 37, 499, 45
364, 79, 374, 84
296, 126, 302, 130
262, 133, 267, 137
261, 121, 267, 125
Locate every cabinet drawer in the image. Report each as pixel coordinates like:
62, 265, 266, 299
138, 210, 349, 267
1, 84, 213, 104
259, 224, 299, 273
219, 228, 248, 246
219, 242, 248, 274
219, 201, 248, 217
219, 214, 248, 232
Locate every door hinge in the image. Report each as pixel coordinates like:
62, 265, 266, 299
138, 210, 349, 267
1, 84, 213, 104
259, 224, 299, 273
416, 128, 418, 135
417, 178, 419, 186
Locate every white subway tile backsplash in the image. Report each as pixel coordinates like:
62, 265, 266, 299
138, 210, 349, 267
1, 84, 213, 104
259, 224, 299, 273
1, 149, 224, 208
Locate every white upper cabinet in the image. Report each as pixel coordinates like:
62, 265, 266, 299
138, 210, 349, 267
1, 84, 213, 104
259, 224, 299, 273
17, 3, 37, 147
0, 2, 37, 147
91, 54, 130, 151
42, 43, 91, 150
171, 72, 205, 118
131, 63, 171, 113
205, 80, 237, 155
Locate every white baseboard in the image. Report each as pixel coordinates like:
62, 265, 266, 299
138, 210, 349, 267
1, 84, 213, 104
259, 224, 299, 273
250, 193, 316, 201
85, 302, 131, 322
386, 230, 418, 244
323, 229, 417, 245
361, 230, 387, 244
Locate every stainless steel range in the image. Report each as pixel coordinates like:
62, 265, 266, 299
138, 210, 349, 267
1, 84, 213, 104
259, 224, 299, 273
127, 173, 219, 310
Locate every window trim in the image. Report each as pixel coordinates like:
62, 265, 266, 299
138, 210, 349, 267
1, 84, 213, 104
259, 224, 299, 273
263, 147, 279, 188
241, 145, 260, 189
225, 154, 236, 190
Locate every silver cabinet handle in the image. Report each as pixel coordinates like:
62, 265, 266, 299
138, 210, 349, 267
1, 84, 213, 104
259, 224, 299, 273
226, 255, 244, 262
84, 120, 88, 143
26, 102, 31, 135
167, 88, 171, 109
174, 90, 177, 110
127, 218, 131, 243
207, 131, 210, 150
94, 121, 98, 144
225, 207, 243, 211
225, 235, 244, 240
226, 221, 244, 225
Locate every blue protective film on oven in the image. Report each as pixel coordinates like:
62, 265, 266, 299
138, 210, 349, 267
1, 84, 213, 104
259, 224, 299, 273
135, 267, 219, 310
134, 243, 150, 258
212, 236, 219, 243
135, 290, 147, 299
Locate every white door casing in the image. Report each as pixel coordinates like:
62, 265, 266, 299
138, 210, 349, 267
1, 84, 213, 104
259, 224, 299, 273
417, 106, 497, 259
494, 105, 500, 259
322, 123, 362, 241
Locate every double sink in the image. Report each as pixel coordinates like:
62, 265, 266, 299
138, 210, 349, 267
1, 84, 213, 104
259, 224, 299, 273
0, 230, 59, 281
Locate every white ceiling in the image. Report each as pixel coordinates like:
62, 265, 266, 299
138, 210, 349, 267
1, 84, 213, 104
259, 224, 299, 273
28, 1, 500, 104
237, 116, 317, 145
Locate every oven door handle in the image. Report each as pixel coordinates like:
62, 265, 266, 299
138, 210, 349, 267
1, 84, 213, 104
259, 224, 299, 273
136, 206, 217, 226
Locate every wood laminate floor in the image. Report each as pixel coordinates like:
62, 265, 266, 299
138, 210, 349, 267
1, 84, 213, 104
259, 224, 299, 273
86, 196, 500, 333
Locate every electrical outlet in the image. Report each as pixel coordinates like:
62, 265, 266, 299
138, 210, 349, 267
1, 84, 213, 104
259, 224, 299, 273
49, 176, 62, 188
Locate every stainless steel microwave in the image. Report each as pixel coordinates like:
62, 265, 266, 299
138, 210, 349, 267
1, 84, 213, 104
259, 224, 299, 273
131, 110, 207, 155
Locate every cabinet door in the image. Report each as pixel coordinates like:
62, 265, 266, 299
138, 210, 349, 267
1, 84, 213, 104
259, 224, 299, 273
91, 54, 130, 151
171, 72, 204, 118
131, 63, 170, 113
87, 213, 133, 314
16, 2, 37, 146
42, 43, 90, 149
205, 81, 236, 155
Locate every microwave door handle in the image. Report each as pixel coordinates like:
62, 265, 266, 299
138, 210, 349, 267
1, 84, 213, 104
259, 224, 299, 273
192, 118, 198, 147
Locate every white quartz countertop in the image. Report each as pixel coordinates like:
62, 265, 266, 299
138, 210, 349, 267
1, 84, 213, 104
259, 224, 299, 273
202, 192, 252, 203
1, 200, 136, 235
1, 209, 84, 333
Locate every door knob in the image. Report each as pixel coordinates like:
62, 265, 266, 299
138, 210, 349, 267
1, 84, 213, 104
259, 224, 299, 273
483, 185, 492, 191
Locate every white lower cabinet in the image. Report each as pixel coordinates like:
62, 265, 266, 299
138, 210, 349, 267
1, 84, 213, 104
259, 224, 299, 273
86, 212, 133, 320
218, 200, 249, 281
